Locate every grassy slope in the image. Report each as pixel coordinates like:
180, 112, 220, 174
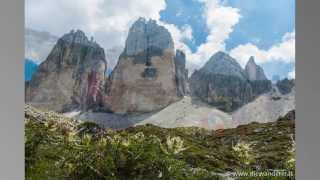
25, 105, 295, 180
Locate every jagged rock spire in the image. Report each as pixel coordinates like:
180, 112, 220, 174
245, 56, 268, 81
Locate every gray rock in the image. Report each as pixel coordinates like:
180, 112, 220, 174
276, 78, 295, 95
232, 86, 295, 125
244, 57, 272, 97
26, 30, 107, 112
249, 80, 272, 97
189, 52, 272, 112
174, 50, 188, 97
189, 51, 253, 112
245, 56, 267, 81
124, 17, 174, 57
200, 51, 248, 80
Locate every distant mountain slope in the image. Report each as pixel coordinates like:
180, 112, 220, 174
232, 86, 295, 125
24, 59, 38, 81
276, 78, 295, 95
189, 52, 272, 112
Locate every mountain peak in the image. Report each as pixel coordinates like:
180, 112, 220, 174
245, 56, 268, 81
60, 29, 98, 47
137, 17, 146, 23
201, 51, 247, 80
124, 18, 174, 57
248, 56, 256, 64
216, 51, 228, 56
106, 17, 183, 114
26, 30, 107, 112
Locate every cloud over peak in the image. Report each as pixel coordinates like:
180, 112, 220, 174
230, 31, 295, 67
26, 0, 295, 78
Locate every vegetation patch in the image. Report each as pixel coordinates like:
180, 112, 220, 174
25, 105, 295, 179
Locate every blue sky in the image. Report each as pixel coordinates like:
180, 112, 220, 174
159, 0, 295, 79
160, 0, 208, 52
225, 0, 295, 51
26, 0, 295, 79
160, 0, 295, 52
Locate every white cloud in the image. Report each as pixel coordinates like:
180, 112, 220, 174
26, 0, 294, 78
184, 0, 241, 73
26, 0, 198, 70
288, 69, 295, 79
181, 25, 193, 41
26, 0, 240, 73
230, 31, 295, 67
26, 0, 166, 50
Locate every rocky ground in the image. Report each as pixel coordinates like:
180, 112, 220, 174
70, 96, 235, 130
232, 86, 295, 125
137, 96, 236, 130
66, 86, 294, 131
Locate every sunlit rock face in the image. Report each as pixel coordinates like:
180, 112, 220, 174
105, 18, 181, 114
26, 30, 107, 112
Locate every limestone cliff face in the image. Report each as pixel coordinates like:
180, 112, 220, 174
105, 18, 180, 114
245, 56, 272, 97
245, 56, 267, 81
174, 50, 188, 97
26, 30, 107, 112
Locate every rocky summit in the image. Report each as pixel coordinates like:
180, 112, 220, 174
105, 18, 186, 114
26, 30, 107, 112
245, 56, 267, 81
245, 56, 272, 97
189, 51, 253, 112
189, 52, 272, 112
